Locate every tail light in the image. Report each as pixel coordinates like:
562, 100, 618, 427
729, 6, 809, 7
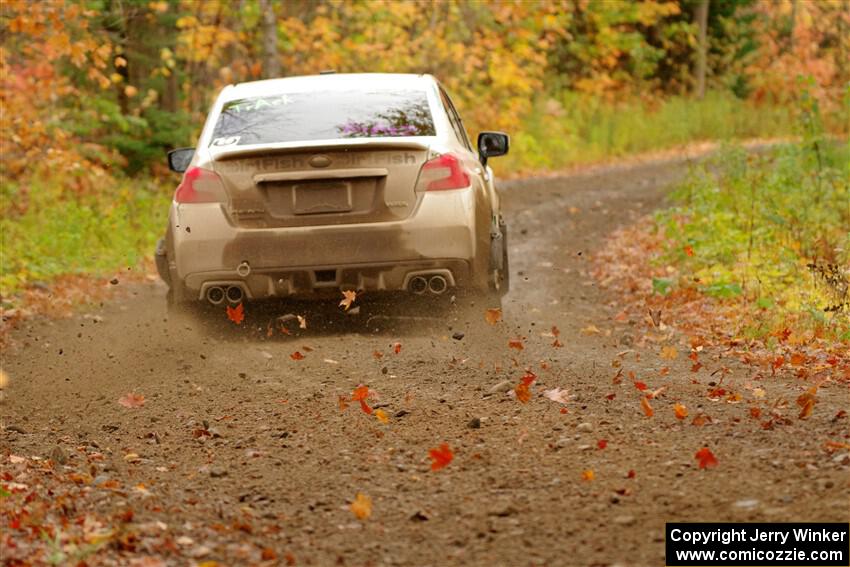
175, 166, 226, 203
415, 153, 471, 191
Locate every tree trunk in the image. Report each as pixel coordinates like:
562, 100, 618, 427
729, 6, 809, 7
788, 0, 797, 51
695, 0, 709, 100
259, 0, 280, 79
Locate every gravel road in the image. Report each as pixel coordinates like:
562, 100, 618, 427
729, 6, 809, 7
2, 157, 848, 566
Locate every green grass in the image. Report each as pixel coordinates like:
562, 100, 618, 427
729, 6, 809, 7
497, 91, 804, 174
654, 139, 850, 339
0, 176, 171, 299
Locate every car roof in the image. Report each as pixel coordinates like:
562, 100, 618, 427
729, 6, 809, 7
223, 73, 437, 100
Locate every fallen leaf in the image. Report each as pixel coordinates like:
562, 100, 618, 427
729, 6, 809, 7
648, 309, 662, 327
392, 342, 402, 354
428, 443, 453, 471
749, 407, 762, 419
660, 346, 678, 360
695, 447, 718, 469
352, 385, 372, 414
580, 325, 601, 335
290, 351, 305, 361
627, 469, 636, 479
581, 469, 595, 481
640, 396, 654, 417
350, 492, 372, 520
372, 351, 384, 359
796, 386, 817, 419
515, 382, 531, 403
597, 439, 607, 450
484, 308, 502, 325
551, 325, 560, 337
508, 338, 524, 350
673, 403, 688, 420
339, 290, 357, 311
118, 393, 146, 408
691, 414, 711, 426
684, 245, 694, 257
543, 388, 570, 404
374, 409, 389, 424
798, 398, 815, 419
226, 303, 244, 324
634, 381, 648, 391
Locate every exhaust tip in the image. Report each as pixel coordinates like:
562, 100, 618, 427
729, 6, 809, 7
428, 275, 448, 295
226, 286, 244, 304
409, 276, 428, 295
206, 286, 225, 305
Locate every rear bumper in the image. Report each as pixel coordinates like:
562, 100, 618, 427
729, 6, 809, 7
166, 190, 489, 300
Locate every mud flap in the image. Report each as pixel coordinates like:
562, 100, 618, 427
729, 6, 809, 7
490, 225, 504, 272
155, 238, 170, 285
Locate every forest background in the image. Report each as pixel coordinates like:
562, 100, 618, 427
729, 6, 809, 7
1, 0, 848, 304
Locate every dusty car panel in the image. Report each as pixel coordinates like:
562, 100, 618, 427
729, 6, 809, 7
156, 73, 509, 307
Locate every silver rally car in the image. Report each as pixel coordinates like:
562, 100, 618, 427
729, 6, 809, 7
156, 73, 510, 310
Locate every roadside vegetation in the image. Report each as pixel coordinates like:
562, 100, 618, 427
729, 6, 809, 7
594, 92, 849, 379
1, 0, 848, 310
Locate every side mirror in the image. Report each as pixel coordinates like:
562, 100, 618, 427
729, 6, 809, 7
167, 147, 195, 173
477, 132, 509, 167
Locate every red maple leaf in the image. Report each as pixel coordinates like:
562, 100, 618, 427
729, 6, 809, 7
226, 303, 244, 325
428, 443, 454, 471
634, 381, 648, 391
695, 447, 718, 469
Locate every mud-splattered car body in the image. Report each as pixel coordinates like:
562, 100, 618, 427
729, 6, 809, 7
156, 73, 509, 308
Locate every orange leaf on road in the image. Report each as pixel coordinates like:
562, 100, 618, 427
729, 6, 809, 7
290, 351, 305, 361
581, 469, 595, 481
429, 443, 454, 471
226, 303, 244, 325
374, 409, 389, 424
695, 447, 718, 469
640, 396, 654, 417
392, 342, 402, 354
515, 382, 531, 403
673, 403, 688, 420
484, 308, 502, 325
508, 338, 524, 351
350, 492, 372, 520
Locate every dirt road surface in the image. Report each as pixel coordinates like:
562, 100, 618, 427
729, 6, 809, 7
3, 158, 848, 566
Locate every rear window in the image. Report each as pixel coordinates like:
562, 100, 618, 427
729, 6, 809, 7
210, 89, 436, 146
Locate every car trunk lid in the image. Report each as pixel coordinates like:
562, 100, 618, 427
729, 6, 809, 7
211, 140, 429, 228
